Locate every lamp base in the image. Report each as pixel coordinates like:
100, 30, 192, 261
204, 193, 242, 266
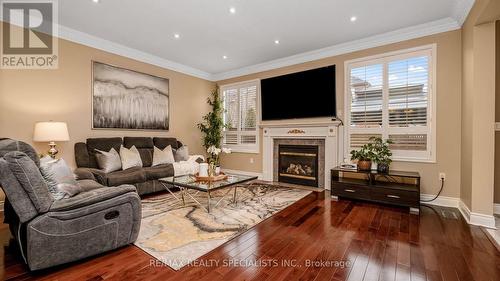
48, 141, 58, 159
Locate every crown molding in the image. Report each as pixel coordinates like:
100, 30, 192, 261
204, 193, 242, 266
2, 1, 474, 82
453, 0, 475, 26
212, 18, 460, 81
0, 18, 212, 80
57, 25, 213, 80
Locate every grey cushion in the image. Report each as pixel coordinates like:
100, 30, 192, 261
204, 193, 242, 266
4, 152, 53, 213
174, 145, 189, 162
123, 137, 154, 149
0, 159, 38, 223
143, 164, 174, 180
153, 137, 179, 150
76, 179, 106, 192
39, 157, 81, 200
106, 167, 146, 186
95, 148, 122, 173
74, 142, 90, 168
136, 148, 153, 167
73, 168, 96, 181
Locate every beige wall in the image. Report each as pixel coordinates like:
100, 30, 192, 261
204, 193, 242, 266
0, 23, 215, 169
218, 30, 463, 198
461, 0, 498, 215
495, 20, 500, 204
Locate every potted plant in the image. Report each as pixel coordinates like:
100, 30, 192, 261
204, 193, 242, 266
370, 137, 393, 173
350, 144, 376, 171
206, 145, 231, 175
197, 87, 231, 175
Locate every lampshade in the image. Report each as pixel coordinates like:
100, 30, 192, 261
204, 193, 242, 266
33, 122, 70, 142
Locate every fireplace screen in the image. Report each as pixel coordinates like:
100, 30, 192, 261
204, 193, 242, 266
278, 144, 319, 187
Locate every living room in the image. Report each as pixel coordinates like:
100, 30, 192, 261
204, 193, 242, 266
0, 0, 499, 280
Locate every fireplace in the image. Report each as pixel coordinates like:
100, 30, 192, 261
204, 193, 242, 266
278, 144, 319, 187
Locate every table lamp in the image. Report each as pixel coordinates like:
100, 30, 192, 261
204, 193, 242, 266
33, 121, 70, 158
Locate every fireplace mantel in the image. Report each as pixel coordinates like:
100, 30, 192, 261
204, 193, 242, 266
262, 122, 342, 190
260, 120, 341, 128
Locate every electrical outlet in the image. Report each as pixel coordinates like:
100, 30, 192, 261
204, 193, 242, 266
439, 173, 446, 181
250, 158, 254, 164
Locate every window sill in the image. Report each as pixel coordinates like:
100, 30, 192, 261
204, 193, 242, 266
391, 157, 436, 164
222, 145, 259, 154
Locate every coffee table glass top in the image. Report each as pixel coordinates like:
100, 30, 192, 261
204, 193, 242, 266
160, 173, 258, 191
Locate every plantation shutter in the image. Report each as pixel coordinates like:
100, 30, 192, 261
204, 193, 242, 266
223, 88, 239, 145
349, 64, 383, 128
345, 47, 435, 162
222, 81, 259, 152
387, 56, 429, 152
348, 64, 384, 149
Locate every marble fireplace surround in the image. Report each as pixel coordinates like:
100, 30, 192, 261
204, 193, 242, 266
262, 121, 341, 190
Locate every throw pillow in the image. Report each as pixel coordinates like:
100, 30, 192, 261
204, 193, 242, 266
174, 145, 189, 162
120, 145, 143, 170
95, 147, 122, 172
152, 145, 175, 166
39, 156, 81, 200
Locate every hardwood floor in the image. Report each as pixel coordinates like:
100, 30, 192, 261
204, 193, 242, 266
1, 191, 499, 280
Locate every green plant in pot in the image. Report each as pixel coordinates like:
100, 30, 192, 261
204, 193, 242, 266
197, 87, 226, 174
370, 137, 393, 173
350, 143, 376, 171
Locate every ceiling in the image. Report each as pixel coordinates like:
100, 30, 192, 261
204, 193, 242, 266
5, 0, 475, 80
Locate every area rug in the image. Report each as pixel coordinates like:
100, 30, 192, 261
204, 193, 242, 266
134, 183, 311, 270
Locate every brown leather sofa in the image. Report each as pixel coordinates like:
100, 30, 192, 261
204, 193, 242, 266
74, 137, 185, 195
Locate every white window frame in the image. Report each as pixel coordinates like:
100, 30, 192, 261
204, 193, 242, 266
220, 79, 261, 154
344, 44, 437, 163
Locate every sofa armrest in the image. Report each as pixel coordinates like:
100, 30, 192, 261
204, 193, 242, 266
27, 185, 141, 270
74, 142, 90, 168
74, 168, 96, 181
74, 168, 108, 186
50, 184, 137, 212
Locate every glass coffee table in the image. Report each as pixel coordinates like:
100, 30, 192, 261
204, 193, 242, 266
159, 173, 258, 213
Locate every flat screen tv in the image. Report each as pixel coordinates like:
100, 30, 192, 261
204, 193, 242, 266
261, 65, 336, 121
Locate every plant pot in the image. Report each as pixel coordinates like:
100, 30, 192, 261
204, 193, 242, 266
377, 163, 390, 173
371, 162, 378, 171
358, 160, 372, 171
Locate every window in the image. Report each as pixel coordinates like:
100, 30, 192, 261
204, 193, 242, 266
221, 80, 260, 153
345, 45, 436, 162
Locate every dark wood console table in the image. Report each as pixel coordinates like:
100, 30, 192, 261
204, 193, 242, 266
331, 167, 420, 214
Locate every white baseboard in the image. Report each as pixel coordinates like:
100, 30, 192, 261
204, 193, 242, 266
221, 169, 263, 180
494, 203, 500, 215
420, 194, 459, 208
459, 200, 496, 229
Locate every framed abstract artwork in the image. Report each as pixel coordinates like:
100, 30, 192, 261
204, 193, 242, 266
92, 61, 169, 130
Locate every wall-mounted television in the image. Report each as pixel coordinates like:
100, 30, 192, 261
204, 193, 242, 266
260, 65, 336, 121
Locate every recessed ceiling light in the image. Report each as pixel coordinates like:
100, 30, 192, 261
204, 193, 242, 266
174, 33, 180, 39
274, 40, 280, 45
350, 16, 357, 22
92, 0, 99, 3
229, 7, 236, 14
223, 55, 228, 59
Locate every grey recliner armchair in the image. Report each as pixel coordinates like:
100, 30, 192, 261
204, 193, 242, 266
0, 139, 142, 271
